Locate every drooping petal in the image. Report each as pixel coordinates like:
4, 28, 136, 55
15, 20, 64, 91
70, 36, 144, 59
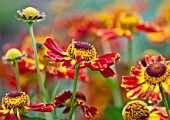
81, 105, 98, 119
54, 90, 72, 108
100, 67, 115, 78
136, 23, 162, 32
63, 106, 70, 113
25, 103, 54, 112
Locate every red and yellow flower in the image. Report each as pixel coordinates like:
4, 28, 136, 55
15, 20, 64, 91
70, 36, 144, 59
122, 100, 168, 120
24, 41, 88, 82
44, 38, 120, 78
0, 91, 54, 120
121, 55, 170, 103
95, 11, 162, 40
54, 90, 98, 119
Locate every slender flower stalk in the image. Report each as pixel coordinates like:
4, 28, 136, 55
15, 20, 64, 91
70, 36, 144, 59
128, 39, 132, 67
13, 60, 22, 91
28, 23, 57, 120
2, 48, 26, 91
69, 63, 80, 120
159, 85, 170, 120
28, 22, 49, 103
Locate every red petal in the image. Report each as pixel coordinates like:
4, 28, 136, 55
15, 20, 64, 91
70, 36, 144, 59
63, 106, 70, 113
95, 28, 120, 40
136, 23, 162, 32
100, 67, 115, 78
122, 76, 140, 90
5, 113, 16, 120
27, 103, 54, 112
81, 105, 98, 119
44, 38, 65, 55
0, 111, 4, 117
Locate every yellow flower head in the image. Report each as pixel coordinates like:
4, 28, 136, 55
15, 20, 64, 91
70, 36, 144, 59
22, 7, 39, 19
122, 100, 149, 120
66, 40, 97, 62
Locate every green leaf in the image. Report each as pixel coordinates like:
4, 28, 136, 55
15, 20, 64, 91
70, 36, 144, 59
21, 115, 45, 120
104, 107, 123, 120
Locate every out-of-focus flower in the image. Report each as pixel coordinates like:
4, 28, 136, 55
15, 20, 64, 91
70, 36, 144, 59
54, 90, 98, 119
44, 38, 120, 78
0, 91, 54, 120
121, 55, 170, 103
17, 7, 46, 23
122, 100, 168, 120
95, 11, 162, 40
2, 48, 26, 64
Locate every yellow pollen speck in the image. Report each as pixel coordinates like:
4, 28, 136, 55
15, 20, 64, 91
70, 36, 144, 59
23, 7, 39, 18
5, 48, 22, 60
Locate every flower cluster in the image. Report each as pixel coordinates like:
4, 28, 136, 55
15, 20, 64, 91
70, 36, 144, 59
2, 1, 170, 120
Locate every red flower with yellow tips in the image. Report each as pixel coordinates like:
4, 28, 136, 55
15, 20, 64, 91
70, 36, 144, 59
0, 91, 54, 120
95, 11, 162, 40
24, 42, 88, 82
121, 55, 170, 103
44, 38, 120, 78
54, 90, 98, 119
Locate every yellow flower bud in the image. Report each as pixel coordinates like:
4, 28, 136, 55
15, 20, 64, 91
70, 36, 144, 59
23, 7, 39, 18
5, 48, 22, 60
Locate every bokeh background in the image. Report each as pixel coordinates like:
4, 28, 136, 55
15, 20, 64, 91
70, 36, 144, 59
0, 0, 170, 120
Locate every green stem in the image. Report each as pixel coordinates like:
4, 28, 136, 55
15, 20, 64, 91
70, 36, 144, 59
159, 85, 170, 120
69, 63, 80, 120
44, 69, 48, 88
13, 60, 22, 91
128, 39, 132, 67
28, 22, 49, 103
28, 23, 57, 120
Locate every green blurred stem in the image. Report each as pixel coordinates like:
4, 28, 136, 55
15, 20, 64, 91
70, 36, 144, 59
13, 60, 22, 91
28, 22, 49, 103
44, 69, 48, 88
128, 39, 132, 67
159, 85, 170, 120
69, 63, 80, 120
